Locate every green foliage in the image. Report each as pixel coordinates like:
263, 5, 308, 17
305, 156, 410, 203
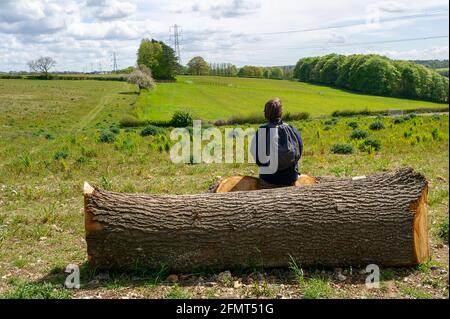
348, 121, 358, 129
238, 65, 263, 78
324, 118, 338, 126
140, 125, 164, 136
393, 117, 405, 124
99, 130, 116, 143
438, 219, 448, 242
0, 282, 71, 299
209, 62, 238, 77
187, 56, 210, 75
170, 111, 193, 127
137, 39, 177, 80
100, 176, 113, 190
369, 121, 385, 130
120, 115, 146, 127
293, 54, 449, 103
350, 129, 368, 139
302, 277, 332, 299
431, 128, 441, 140
331, 143, 353, 154
361, 137, 382, 152
53, 148, 69, 160
18, 153, 32, 168
165, 284, 192, 299
109, 125, 120, 134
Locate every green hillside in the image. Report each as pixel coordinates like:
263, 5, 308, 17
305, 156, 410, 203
135, 76, 447, 121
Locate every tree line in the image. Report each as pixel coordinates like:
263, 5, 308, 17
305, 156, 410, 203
293, 54, 448, 103
184, 56, 293, 79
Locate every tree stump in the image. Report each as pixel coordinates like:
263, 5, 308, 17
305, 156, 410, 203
84, 167, 429, 271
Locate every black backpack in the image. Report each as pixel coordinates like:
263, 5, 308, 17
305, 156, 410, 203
256, 122, 301, 171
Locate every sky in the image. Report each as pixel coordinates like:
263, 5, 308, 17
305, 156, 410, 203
0, 0, 448, 72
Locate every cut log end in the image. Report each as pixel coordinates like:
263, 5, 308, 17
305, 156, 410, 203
84, 182, 95, 195
412, 185, 430, 264
83, 182, 104, 263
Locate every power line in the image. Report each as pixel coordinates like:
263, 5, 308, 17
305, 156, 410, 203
111, 51, 118, 72
170, 24, 182, 64
254, 9, 449, 36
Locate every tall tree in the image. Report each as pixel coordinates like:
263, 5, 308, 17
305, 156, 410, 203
186, 56, 210, 75
27, 57, 56, 78
137, 39, 178, 80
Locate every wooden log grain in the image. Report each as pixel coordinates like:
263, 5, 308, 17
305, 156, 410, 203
83, 167, 429, 271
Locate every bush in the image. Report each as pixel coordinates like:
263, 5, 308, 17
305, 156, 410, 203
348, 121, 358, 129
53, 148, 69, 160
350, 129, 368, 140
393, 117, 405, 124
331, 143, 353, 154
109, 125, 120, 134
438, 220, 448, 242
282, 112, 310, 121
140, 125, 164, 136
99, 130, 116, 143
361, 137, 381, 152
324, 118, 338, 126
120, 115, 145, 127
431, 128, 440, 140
170, 111, 193, 127
369, 121, 385, 130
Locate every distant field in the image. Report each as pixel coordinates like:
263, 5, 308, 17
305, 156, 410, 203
135, 76, 447, 121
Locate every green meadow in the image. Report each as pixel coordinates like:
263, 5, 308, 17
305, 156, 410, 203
0, 78, 448, 299
134, 76, 446, 121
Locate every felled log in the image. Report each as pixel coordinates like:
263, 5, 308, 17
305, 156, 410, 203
210, 174, 317, 192
83, 168, 429, 271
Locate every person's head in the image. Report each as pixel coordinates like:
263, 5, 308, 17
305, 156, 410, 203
264, 98, 282, 122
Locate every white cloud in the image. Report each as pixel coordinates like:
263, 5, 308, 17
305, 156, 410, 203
85, 0, 136, 21
0, 0, 448, 71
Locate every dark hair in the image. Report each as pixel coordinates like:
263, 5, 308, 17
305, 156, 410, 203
264, 98, 282, 122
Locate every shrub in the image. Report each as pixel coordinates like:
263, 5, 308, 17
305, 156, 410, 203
348, 121, 358, 129
109, 125, 120, 134
350, 129, 368, 140
99, 130, 116, 143
431, 128, 440, 140
369, 121, 385, 130
361, 137, 381, 152
53, 148, 69, 160
120, 115, 145, 127
324, 118, 338, 126
140, 125, 164, 136
127, 65, 156, 91
331, 143, 353, 154
393, 117, 405, 124
438, 220, 448, 242
170, 111, 193, 127
282, 112, 310, 121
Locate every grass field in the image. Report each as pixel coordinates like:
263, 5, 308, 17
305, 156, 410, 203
133, 76, 447, 121
0, 79, 448, 299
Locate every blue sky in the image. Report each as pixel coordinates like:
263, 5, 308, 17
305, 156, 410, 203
0, 0, 448, 72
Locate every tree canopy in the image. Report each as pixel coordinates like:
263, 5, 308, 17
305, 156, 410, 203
187, 56, 210, 75
27, 57, 56, 77
137, 38, 178, 80
294, 54, 448, 103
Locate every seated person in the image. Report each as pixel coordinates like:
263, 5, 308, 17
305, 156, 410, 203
251, 98, 303, 186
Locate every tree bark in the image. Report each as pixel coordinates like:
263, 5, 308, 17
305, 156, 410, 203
84, 167, 429, 271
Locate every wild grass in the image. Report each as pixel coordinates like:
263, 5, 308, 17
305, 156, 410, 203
0, 78, 448, 299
